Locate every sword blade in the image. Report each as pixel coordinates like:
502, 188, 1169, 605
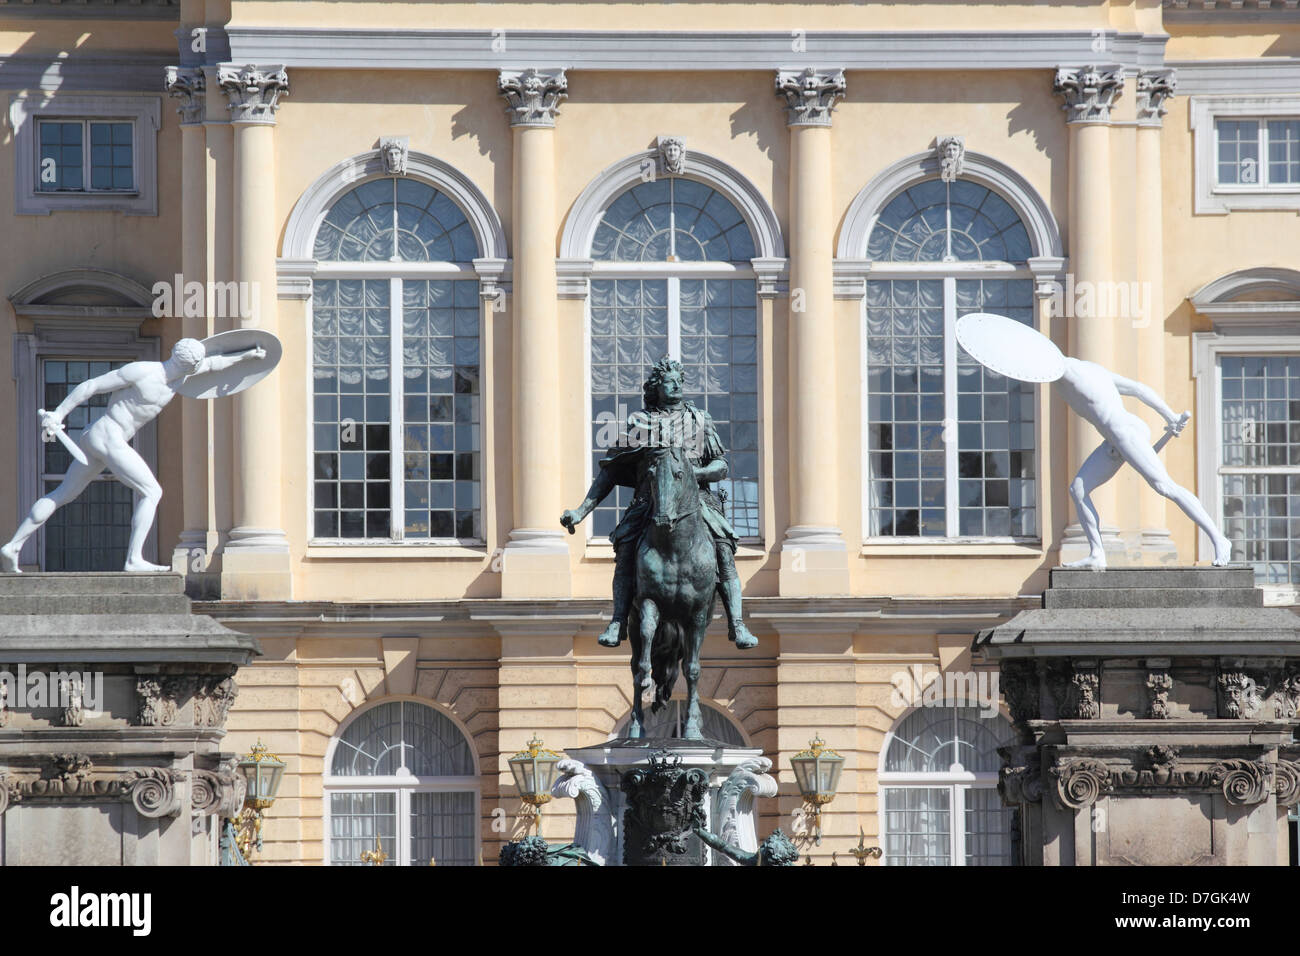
37, 409, 88, 466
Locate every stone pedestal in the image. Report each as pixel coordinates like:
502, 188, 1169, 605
0, 573, 260, 865
974, 567, 1300, 866
552, 737, 776, 866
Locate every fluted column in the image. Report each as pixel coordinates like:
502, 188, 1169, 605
499, 69, 572, 598
165, 65, 212, 590
1135, 69, 1179, 562
1054, 66, 1125, 565
218, 65, 292, 600
776, 69, 849, 595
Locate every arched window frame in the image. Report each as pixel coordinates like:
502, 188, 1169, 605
840, 150, 1065, 546
282, 149, 506, 550
560, 150, 786, 547
322, 697, 481, 866
877, 701, 1014, 867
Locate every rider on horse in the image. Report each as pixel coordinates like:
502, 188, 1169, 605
561, 356, 758, 651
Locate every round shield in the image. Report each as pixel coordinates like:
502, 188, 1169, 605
954, 312, 1065, 383
172, 328, 283, 400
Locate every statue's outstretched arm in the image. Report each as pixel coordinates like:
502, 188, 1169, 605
1111, 372, 1181, 427
198, 345, 265, 375
695, 459, 727, 483
561, 467, 616, 532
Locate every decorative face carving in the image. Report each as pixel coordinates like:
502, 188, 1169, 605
657, 136, 686, 176
379, 137, 408, 176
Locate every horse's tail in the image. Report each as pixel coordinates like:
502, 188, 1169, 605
649, 618, 685, 714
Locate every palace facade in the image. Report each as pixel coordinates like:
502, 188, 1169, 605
2, 0, 1299, 864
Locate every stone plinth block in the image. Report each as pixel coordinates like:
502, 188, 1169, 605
552, 737, 777, 866
0, 573, 259, 865
974, 567, 1300, 866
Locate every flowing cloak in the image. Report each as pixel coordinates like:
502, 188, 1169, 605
597, 402, 737, 550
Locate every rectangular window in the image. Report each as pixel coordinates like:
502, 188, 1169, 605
37, 119, 134, 193
867, 277, 1036, 539
312, 277, 481, 543
1217, 354, 1300, 585
1214, 117, 1300, 190
41, 359, 134, 571
589, 276, 760, 540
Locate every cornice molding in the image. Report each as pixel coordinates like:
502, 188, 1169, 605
0, 54, 174, 93
223, 28, 1169, 72
1168, 57, 1300, 94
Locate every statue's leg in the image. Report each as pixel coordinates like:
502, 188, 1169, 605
0, 456, 104, 573
636, 598, 658, 692
715, 542, 757, 649
1064, 441, 1124, 570
1120, 433, 1234, 566
104, 441, 168, 572
627, 606, 645, 739
598, 539, 635, 647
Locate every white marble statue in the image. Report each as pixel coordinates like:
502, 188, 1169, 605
0, 336, 271, 574
955, 312, 1233, 570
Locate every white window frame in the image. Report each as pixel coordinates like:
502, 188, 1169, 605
1193, 330, 1300, 604
8, 93, 160, 216
1191, 95, 1300, 214
877, 704, 1011, 867
860, 261, 1043, 546
307, 263, 487, 549
322, 698, 481, 867
582, 259, 765, 547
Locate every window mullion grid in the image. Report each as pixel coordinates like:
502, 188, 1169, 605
951, 784, 966, 866
668, 276, 681, 358
943, 276, 959, 536
390, 276, 405, 540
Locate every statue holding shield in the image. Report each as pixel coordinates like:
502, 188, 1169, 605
0, 330, 279, 574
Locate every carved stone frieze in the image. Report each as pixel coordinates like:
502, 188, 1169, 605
191, 768, 246, 818
1273, 665, 1300, 719
1052, 757, 1114, 810
1218, 668, 1267, 719
1146, 668, 1173, 719
1001, 659, 1040, 724
1208, 759, 1273, 806
59, 672, 85, 728
119, 768, 184, 819
193, 674, 238, 728
136, 674, 196, 727
997, 744, 1043, 806
1275, 760, 1300, 808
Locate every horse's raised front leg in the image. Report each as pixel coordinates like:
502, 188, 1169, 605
637, 598, 658, 693
682, 610, 709, 740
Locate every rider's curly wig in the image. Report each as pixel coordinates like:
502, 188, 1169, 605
642, 355, 686, 410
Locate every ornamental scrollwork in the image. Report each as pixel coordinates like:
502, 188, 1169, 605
1208, 759, 1273, 807
1052, 757, 1114, 810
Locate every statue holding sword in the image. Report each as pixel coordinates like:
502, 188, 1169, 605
955, 313, 1234, 569
1, 334, 274, 574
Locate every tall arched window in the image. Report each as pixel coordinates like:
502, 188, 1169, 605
311, 177, 482, 543
878, 703, 1014, 866
324, 700, 478, 866
865, 179, 1037, 540
588, 178, 761, 539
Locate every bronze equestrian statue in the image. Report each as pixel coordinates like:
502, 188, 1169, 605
561, 357, 756, 739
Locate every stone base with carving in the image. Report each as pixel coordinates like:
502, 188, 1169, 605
975, 567, 1300, 866
551, 737, 777, 866
0, 573, 259, 865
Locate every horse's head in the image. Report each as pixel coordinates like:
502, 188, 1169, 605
644, 443, 698, 529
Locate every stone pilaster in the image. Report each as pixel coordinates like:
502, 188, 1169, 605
1054, 66, 1125, 566
218, 65, 292, 600
499, 69, 572, 597
776, 70, 849, 595
1135, 69, 1179, 563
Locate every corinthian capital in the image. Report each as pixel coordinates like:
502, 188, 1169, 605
218, 64, 289, 125
1053, 65, 1124, 124
165, 65, 206, 126
1136, 69, 1177, 127
499, 69, 567, 128
776, 68, 846, 127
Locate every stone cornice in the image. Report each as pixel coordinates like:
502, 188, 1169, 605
223, 27, 1169, 73
1168, 57, 1300, 94
0, 0, 177, 18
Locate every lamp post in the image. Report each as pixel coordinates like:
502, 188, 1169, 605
790, 733, 844, 846
507, 734, 561, 834
229, 740, 286, 861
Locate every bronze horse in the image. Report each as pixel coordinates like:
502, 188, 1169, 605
626, 441, 718, 741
